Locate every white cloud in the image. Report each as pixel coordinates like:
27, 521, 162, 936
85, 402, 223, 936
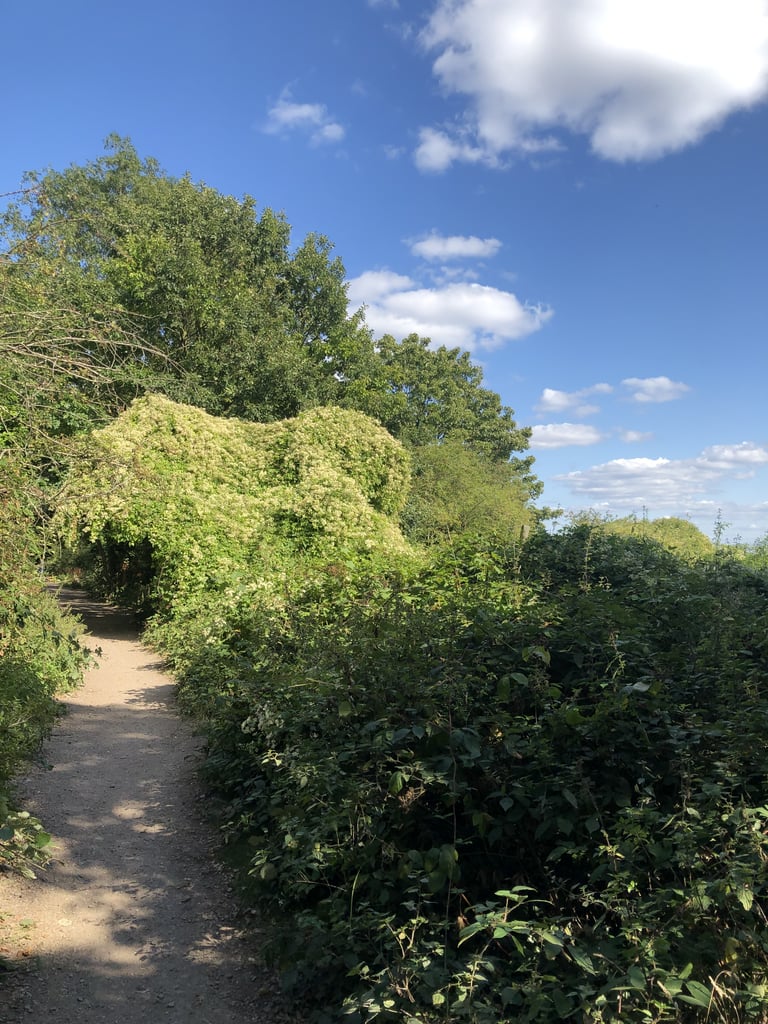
428, 265, 480, 285
557, 442, 768, 507
536, 383, 612, 417
414, 127, 492, 172
620, 429, 653, 443
417, 0, 768, 169
622, 376, 691, 402
697, 442, 768, 472
409, 232, 502, 261
347, 271, 552, 350
347, 270, 415, 305
265, 90, 345, 145
530, 423, 605, 448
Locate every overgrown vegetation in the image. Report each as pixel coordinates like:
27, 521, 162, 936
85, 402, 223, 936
58, 397, 768, 1023
0, 455, 89, 875
3, 139, 768, 1021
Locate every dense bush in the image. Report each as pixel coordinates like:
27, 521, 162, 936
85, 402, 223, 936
597, 516, 714, 561
55, 394, 412, 616
138, 521, 768, 1023
0, 455, 89, 874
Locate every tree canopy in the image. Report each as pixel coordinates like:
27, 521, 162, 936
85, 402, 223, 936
2, 137, 541, 535
2, 137, 363, 422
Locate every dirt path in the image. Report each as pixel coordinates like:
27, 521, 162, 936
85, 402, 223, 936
0, 588, 293, 1024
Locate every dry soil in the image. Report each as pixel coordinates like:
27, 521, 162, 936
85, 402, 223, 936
0, 587, 295, 1024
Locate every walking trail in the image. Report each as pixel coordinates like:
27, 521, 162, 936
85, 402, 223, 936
0, 588, 296, 1024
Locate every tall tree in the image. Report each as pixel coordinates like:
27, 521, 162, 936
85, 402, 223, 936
2, 136, 368, 422
2, 138, 542, 527
345, 333, 533, 463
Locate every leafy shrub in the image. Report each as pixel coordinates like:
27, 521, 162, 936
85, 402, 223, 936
55, 395, 412, 615
56, 402, 768, 1020
0, 454, 90, 873
597, 515, 714, 561
144, 522, 768, 1022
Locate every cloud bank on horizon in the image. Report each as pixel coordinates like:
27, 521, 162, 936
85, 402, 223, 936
415, 0, 768, 170
558, 443, 768, 517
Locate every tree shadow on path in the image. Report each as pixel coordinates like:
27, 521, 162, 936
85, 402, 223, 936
0, 587, 294, 1024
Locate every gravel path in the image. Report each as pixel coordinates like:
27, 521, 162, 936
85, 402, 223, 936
0, 588, 292, 1024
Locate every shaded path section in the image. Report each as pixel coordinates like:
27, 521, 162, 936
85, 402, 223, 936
0, 588, 290, 1024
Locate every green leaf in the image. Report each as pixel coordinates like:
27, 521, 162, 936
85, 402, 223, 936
458, 922, 486, 946
551, 988, 573, 1018
627, 966, 646, 990
735, 884, 754, 911
388, 770, 405, 795
501, 987, 521, 1006
540, 930, 564, 958
677, 980, 712, 1008
567, 945, 596, 975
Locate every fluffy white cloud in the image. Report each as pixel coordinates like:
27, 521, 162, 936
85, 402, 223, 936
347, 271, 551, 350
409, 232, 502, 261
620, 429, 653, 443
265, 90, 344, 145
414, 127, 496, 172
536, 383, 612, 417
347, 270, 415, 304
698, 442, 768, 473
622, 376, 691, 402
417, 0, 768, 168
557, 443, 768, 506
531, 423, 605, 448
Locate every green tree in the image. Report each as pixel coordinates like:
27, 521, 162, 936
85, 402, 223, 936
3, 138, 542, 523
347, 332, 532, 463
343, 333, 542, 538
602, 514, 714, 559
401, 439, 534, 544
2, 136, 370, 422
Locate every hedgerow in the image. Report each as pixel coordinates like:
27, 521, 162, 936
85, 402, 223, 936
56, 400, 768, 1021
55, 394, 412, 615
144, 529, 768, 1021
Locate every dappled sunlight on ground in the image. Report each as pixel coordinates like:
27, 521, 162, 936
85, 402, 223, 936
0, 589, 287, 1024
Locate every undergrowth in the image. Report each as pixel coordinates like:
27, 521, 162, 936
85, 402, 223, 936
0, 454, 90, 876
139, 524, 768, 1022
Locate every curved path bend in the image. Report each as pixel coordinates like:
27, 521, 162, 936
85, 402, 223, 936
0, 588, 294, 1024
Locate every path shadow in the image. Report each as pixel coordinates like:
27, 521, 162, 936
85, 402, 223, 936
50, 585, 143, 641
0, 588, 292, 1023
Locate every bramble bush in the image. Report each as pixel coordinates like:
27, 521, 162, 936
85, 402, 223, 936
140, 525, 768, 1023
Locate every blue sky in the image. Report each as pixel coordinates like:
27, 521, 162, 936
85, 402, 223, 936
3, 0, 768, 540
